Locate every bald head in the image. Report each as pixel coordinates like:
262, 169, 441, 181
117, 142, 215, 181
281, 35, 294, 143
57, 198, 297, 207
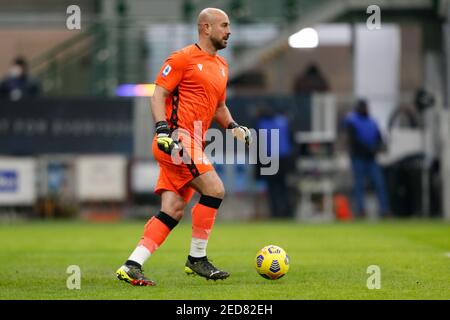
196, 8, 231, 51
197, 8, 228, 26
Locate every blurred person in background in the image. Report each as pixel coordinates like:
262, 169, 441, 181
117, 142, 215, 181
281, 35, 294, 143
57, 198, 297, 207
255, 106, 295, 219
343, 99, 391, 218
293, 64, 329, 94
116, 8, 252, 286
0, 56, 40, 101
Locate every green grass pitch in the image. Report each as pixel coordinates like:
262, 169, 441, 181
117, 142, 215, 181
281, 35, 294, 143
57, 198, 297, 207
0, 220, 449, 300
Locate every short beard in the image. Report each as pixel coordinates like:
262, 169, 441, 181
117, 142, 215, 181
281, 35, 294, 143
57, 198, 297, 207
211, 37, 226, 50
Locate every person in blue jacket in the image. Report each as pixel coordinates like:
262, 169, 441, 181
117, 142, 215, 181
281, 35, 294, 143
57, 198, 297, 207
343, 99, 390, 218
255, 106, 295, 218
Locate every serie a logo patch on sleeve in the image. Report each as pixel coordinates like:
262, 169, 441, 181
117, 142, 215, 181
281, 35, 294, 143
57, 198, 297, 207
162, 64, 172, 77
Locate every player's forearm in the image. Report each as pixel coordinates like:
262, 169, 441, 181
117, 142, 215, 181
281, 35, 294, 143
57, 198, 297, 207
214, 104, 235, 129
151, 97, 167, 123
151, 86, 169, 123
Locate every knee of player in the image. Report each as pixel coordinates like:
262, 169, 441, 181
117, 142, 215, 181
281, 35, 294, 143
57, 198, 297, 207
162, 203, 186, 221
205, 185, 225, 199
170, 209, 185, 221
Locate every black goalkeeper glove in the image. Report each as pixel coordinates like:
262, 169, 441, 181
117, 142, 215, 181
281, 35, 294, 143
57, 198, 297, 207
228, 122, 252, 146
155, 121, 180, 154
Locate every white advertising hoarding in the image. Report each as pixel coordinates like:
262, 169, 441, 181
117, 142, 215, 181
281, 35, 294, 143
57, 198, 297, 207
131, 161, 159, 193
0, 157, 36, 205
76, 155, 127, 201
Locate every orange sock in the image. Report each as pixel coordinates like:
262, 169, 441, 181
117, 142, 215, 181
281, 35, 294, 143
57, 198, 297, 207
138, 211, 179, 253
191, 195, 222, 240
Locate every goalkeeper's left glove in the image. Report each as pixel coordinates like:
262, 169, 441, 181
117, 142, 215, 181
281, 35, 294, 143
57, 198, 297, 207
228, 122, 252, 146
155, 121, 180, 154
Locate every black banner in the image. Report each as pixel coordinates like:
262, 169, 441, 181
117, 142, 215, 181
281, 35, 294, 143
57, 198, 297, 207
0, 97, 134, 155
0, 300, 440, 318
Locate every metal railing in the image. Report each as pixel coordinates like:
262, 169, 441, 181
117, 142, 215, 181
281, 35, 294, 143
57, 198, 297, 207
30, 22, 108, 96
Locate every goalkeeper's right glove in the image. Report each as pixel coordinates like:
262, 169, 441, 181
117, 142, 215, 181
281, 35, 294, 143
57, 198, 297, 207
155, 121, 179, 154
228, 122, 252, 146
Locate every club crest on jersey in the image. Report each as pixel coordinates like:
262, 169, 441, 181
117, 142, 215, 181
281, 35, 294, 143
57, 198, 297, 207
162, 64, 172, 77
197, 63, 203, 71
221, 68, 226, 77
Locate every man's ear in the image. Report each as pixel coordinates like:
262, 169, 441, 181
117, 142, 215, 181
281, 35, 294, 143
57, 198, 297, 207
205, 23, 212, 34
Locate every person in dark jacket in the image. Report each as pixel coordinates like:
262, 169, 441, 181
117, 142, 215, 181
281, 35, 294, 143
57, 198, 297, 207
0, 56, 40, 101
255, 106, 295, 218
343, 99, 390, 218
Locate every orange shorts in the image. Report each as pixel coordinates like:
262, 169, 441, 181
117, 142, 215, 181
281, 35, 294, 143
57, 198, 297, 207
152, 136, 214, 202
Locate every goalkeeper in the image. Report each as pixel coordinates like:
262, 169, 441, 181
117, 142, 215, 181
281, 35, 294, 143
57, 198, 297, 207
116, 7, 252, 286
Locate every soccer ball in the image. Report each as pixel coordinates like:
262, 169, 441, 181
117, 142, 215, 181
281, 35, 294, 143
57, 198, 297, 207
255, 245, 289, 280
